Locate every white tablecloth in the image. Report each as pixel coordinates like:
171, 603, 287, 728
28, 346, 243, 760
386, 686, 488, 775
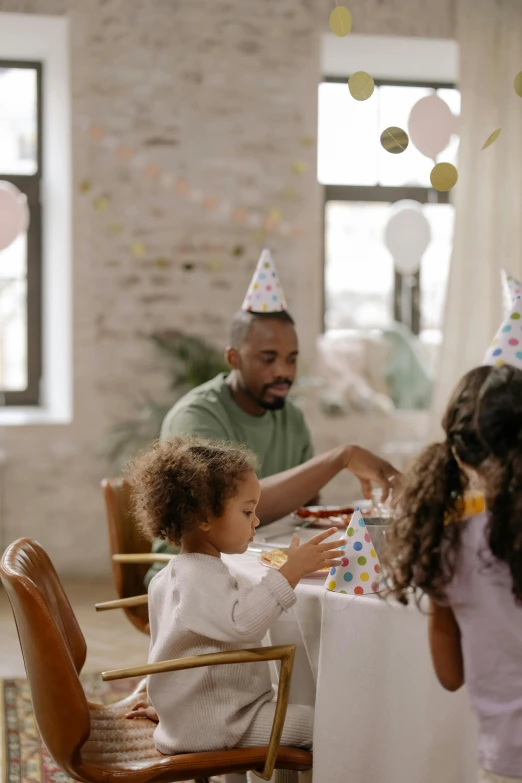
223, 521, 478, 783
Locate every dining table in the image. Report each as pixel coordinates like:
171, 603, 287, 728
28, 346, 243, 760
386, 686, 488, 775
222, 515, 478, 783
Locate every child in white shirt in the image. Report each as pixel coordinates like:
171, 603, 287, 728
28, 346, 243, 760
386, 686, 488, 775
126, 436, 344, 783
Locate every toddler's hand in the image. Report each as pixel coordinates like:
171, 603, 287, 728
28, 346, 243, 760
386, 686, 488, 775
279, 527, 344, 588
125, 699, 159, 722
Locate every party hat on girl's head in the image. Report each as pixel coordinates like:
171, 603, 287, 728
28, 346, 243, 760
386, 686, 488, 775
501, 269, 522, 316
241, 248, 288, 313
325, 510, 383, 596
483, 296, 522, 369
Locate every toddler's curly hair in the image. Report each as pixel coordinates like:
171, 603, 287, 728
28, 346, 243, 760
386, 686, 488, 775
127, 436, 259, 544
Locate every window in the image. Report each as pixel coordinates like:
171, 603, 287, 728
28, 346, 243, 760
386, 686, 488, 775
319, 79, 460, 340
0, 61, 42, 405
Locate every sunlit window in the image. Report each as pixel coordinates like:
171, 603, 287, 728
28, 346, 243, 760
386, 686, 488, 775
0, 62, 42, 405
319, 80, 459, 338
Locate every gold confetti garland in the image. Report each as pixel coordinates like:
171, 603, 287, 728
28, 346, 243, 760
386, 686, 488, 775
348, 71, 374, 102
430, 162, 458, 192
335, 6, 522, 191
77, 116, 310, 241
330, 5, 352, 37
482, 128, 502, 150
380, 126, 409, 154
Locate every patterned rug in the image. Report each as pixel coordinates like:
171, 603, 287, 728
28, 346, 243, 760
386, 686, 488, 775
0, 673, 222, 783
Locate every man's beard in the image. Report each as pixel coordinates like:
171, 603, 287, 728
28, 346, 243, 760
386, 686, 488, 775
256, 381, 292, 411
258, 396, 286, 411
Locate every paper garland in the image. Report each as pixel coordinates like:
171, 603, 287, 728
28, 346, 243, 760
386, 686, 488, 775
77, 115, 310, 241
329, 5, 352, 36
482, 128, 502, 150
336, 4, 522, 192
348, 71, 374, 101
380, 127, 409, 154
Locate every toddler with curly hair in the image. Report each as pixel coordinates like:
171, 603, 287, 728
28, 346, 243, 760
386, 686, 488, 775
383, 364, 522, 783
126, 436, 344, 783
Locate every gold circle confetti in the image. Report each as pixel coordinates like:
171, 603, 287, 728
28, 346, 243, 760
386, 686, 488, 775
93, 196, 109, 212
78, 180, 92, 193
348, 71, 375, 101
131, 241, 146, 258
482, 128, 502, 150
292, 160, 308, 175
329, 5, 352, 37
300, 135, 315, 148
380, 126, 409, 154
514, 72, 522, 97
430, 162, 458, 192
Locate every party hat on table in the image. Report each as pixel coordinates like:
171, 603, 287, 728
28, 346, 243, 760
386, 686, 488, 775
502, 269, 522, 315
483, 296, 522, 370
241, 248, 288, 313
325, 509, 384, 596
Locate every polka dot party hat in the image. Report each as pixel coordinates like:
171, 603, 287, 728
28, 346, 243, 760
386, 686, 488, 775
483, 296, 522, 370
325, 509, 383, 596
502, 269, 522, 316
241, 248, 289, 313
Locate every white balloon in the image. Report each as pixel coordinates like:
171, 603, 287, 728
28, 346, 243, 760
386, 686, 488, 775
384, 204, 431, 276
0, 180, 30, 252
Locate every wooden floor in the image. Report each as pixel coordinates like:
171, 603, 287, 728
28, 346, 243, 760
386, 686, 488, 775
0, 581, 150, 679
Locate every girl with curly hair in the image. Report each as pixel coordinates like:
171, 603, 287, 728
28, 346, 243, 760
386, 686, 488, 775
126, 436, 344, 783
383, 363, 522, 783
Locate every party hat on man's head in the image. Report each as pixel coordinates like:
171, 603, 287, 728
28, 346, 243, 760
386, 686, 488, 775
325, 509, 384, 596
502, 269, 522, 316
483, 296, 522, 370
241, 248, 288, 313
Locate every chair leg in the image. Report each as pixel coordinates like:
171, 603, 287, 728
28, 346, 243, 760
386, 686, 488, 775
194, 778, 210, 783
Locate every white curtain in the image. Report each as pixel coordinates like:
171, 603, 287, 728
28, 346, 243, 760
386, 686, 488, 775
430, 0, 522, 436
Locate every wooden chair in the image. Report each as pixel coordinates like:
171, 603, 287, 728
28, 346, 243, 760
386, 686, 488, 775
102, 477, 168, 635
0, 538, 312, 783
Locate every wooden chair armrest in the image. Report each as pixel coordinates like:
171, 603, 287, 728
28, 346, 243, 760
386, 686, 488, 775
112, 553, 175, 564
95, 594, 149, 611
102, 644, 296, 781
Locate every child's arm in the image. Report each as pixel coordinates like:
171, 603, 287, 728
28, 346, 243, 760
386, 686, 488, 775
181, 530, 343, 643
181, 568, 297, 643
428, 600, 464, 692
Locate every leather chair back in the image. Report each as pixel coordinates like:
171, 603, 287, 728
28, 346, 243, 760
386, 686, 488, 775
1, 538, 91, 777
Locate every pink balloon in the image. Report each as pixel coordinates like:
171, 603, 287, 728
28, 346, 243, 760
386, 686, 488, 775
408, 94, 455, 160
0, 181, 29, 252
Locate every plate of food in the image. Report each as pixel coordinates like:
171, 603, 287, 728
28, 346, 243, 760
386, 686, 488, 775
259, 548, 329, 578
292, 504, 370, 528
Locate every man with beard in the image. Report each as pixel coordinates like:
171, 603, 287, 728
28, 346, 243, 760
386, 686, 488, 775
144, 250, 400, 585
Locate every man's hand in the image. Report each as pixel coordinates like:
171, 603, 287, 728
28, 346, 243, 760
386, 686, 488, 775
343, 446, 402, 503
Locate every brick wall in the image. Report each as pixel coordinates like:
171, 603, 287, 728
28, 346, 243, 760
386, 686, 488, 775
0, 0, 454, 576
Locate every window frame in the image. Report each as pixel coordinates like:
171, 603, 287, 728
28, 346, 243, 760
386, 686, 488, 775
0, 58, 43, 406
321, 76, 456, 335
